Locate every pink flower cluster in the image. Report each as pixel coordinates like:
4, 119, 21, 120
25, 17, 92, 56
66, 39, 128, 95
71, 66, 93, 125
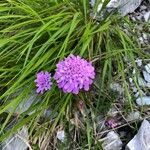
35, 55, 95, 94
35, 71, 52, 94
54, 55, 95, 94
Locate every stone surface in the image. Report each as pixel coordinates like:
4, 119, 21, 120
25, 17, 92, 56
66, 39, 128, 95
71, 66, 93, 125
138, 77, 147, 87
2, 126, 29, 150
57, 130, 65, 142
118, 0, 142, 16
126, 111, 141, 121
145, 64, 150, 74
7, 91, 41, 114
135, 58, 142, 67
110, 83, 124, 95
90, 0, 142, 16
107, 0, 119, 8
144, 11, 150, 22
126, 120, 150, 150
102, 131, 123, 150
136, 96, 150, 106
90, 0, 104, 12
143, 71, 150, 82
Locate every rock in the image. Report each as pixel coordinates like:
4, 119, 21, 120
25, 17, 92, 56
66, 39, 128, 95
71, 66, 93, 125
138, 37, 144, 44
129, 78, 133, 84
126, 120, 150, 150
134, 89, 145, 98
132, 69, 136, 75
143, 71, 150, 82
57, 130, 65, 142
90, 0, 104, 12
132, 86, 138, 93
138, 77, 147, 87
43, 109, 58, 120
90, 0, 142, 16
144, 11, 150, 22
107, 0, 119, 8
126, 111, 141, 121
147, 82, 150, 88
136, 96, 150, 106
7, 90, 41, 115
110, 83, 124, 95
118, 0, 142, 16
102, 131, 123, 150
140, 5, 147, 10
135, 58, 142, 67
2, 126, 29, 150
43, 109, 51, 119
142, 33, 148, 40
145, 64, 150, 74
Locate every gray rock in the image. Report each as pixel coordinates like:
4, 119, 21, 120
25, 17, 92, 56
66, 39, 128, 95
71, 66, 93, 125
90, 0, 104, 12
57, 130, 65, 142
7, 91, 41, 114
135, 58, 142, 67
144, 11, 150, 22
107, 0, 119, 8
102, 131, 123, 150
2, 126, 29, 150
145, 64, 150, 74
134, 90, 145, 98
138, 77, 147, 87
140, 5, 147, 10
118, 0, 142, 16
90, 0, 142, 16
126, 120, 150, 150
143, 71, 150, 82
147, 82, 150, 88
137, 76, 150, 88
132, 86, 138, 93
129, 78, 133, 84
126, 111, 141, 121
110, 83, 124, 95
136, 96, 150, 106
143, 33, 148, 40
138, 37, 144, 44
132, 69, 136, 75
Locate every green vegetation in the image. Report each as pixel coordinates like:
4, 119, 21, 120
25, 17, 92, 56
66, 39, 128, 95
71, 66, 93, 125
0, 0, 149, 149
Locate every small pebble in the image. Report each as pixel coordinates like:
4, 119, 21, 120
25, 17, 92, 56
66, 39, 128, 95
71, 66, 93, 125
129, 78, 133, 84
135, 58, 142, 67
136, 96, 150, 106
57, 130, 65, 142
132, 87, 138, 93
134, 90, 145, 98
132, 69, 136, 75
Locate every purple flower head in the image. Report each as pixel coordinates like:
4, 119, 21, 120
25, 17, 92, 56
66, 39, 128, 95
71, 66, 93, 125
35, 71, 52, 94
54, 55, 95, 94
105, 118, 118, 128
